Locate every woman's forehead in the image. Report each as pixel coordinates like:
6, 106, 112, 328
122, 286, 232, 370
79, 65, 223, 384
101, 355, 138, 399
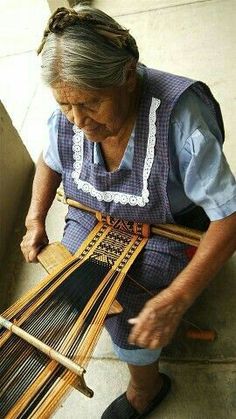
52, 83, 96, 102
52, 82, 113, 103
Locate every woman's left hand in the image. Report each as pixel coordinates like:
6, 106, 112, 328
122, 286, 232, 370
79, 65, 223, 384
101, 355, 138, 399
128, 288, 188, 349
128, 214, 236, 350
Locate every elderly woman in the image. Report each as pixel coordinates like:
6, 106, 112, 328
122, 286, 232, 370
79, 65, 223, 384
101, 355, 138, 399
21, 5, 236, 419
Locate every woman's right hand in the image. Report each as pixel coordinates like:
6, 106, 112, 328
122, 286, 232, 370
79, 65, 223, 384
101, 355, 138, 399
20, 221, 49, 263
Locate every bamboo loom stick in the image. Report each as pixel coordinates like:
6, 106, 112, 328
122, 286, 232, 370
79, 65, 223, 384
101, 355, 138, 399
56, 190, 203, 247
0, 316, 84, 377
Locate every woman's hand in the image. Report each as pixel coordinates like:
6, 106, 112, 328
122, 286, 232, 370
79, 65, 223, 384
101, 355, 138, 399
20, 220, 49, 263
128, 288, 188, 349
20, 154, 61, 263
128, 214, 236, 350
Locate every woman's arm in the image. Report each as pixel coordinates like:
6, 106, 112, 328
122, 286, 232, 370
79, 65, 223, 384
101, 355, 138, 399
128, 212, 236, 349
170, 211, 236, 304
21, 153, 61, 263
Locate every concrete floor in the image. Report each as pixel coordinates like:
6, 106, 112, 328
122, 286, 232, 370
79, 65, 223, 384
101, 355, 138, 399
1, 0, 236, 418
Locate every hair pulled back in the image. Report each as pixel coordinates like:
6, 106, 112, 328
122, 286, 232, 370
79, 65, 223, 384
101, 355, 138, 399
38, 5, 140, 89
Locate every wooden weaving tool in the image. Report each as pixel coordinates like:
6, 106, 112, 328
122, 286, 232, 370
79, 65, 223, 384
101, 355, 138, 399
0, 213, 150, 418
0, 195, 207, 418
56, 188, 203, 247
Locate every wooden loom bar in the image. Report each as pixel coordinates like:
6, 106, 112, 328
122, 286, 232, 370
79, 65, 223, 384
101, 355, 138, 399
56, 191, 203, 247
0, 316, 84, 376
151, 226, 200, 247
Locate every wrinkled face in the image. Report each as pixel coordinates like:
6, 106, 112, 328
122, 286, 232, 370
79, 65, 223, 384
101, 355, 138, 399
52, 81, 134, 142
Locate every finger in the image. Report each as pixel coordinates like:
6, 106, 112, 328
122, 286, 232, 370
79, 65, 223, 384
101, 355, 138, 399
150, 328, 176, 348
28, 248, 42, 263
148, 338, 162, 350
128, 317, 138, 325
20, 246, 29, 262
128, 322, 152, 345
129, 308, 153, 327
128, 324, 142, 343
20, 239, 27, 250
128, 311, 155, 338
24, 253, 30, 264
134, 331, 152, 348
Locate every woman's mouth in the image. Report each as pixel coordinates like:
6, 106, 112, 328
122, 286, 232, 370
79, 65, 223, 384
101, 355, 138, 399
83, 125, 99, 133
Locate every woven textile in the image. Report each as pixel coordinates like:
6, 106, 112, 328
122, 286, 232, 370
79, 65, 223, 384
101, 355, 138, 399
58, 68, 224, 348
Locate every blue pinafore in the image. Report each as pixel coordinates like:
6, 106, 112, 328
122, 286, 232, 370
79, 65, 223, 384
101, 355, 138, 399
57, 68, 224, 348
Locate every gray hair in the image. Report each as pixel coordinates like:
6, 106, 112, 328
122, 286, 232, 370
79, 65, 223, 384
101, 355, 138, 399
39, 5, 140, 89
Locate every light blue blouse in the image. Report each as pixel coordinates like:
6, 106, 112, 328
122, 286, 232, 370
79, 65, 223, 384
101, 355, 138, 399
43, 88, 236, 221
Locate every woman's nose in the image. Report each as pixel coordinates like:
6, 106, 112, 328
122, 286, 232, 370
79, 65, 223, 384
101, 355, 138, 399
72, 105, 88, 128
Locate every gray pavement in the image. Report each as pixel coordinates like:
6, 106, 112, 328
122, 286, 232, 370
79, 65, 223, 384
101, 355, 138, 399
1, 1, 235, 418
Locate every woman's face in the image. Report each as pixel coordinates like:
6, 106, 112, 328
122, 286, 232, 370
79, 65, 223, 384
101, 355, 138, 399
52, 78, 137, 142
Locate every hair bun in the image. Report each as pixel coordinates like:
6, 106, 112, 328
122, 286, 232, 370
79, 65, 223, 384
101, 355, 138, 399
48, 7, 79, 33
38, 6, 139, 60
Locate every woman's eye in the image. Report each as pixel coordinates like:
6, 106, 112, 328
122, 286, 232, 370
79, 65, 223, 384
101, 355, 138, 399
86, 100, 99, 110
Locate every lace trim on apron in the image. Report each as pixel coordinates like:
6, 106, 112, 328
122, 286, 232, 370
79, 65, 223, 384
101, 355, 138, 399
71, 97, 161, 207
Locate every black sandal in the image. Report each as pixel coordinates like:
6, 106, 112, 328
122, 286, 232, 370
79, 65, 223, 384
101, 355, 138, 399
101, 373, 171, 419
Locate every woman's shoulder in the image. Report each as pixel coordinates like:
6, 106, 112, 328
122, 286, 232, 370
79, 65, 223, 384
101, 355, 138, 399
143, 66, 194, 101
171, 87, 223, 146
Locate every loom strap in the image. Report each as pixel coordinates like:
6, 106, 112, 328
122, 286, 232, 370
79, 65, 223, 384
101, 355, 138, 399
56, 189, 203, 246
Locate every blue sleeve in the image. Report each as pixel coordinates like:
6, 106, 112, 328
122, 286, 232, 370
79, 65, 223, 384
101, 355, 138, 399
171, 89, 236, 220
43, 110, 63, 174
